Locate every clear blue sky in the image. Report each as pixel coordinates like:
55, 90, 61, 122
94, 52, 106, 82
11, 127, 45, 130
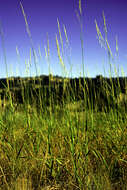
0, 0, 127, 78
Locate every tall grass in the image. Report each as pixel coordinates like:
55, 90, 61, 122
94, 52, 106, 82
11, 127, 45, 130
0, 0, 127, 189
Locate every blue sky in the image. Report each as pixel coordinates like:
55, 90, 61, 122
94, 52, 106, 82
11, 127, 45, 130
0, 0, 127, 78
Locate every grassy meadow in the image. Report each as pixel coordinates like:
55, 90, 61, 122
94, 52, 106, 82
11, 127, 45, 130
0, 0, 127, 189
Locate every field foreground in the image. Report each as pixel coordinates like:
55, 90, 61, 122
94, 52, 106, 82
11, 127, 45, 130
0, 76, 127, 190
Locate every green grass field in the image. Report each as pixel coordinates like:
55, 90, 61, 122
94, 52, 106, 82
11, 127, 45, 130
0, 0, 127, 189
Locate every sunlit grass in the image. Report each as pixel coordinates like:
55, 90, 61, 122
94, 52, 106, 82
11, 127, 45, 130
0, 0, 127, 189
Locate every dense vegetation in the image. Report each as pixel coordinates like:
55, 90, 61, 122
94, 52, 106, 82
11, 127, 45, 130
0, 0, 127, 189
0, 74, 127, 190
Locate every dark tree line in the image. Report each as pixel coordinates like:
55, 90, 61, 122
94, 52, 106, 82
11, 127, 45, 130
0, 75, 127, 112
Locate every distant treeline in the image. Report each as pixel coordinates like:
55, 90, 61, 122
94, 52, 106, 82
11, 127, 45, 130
0, 74, 127, 91
0, 74, 127, 112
